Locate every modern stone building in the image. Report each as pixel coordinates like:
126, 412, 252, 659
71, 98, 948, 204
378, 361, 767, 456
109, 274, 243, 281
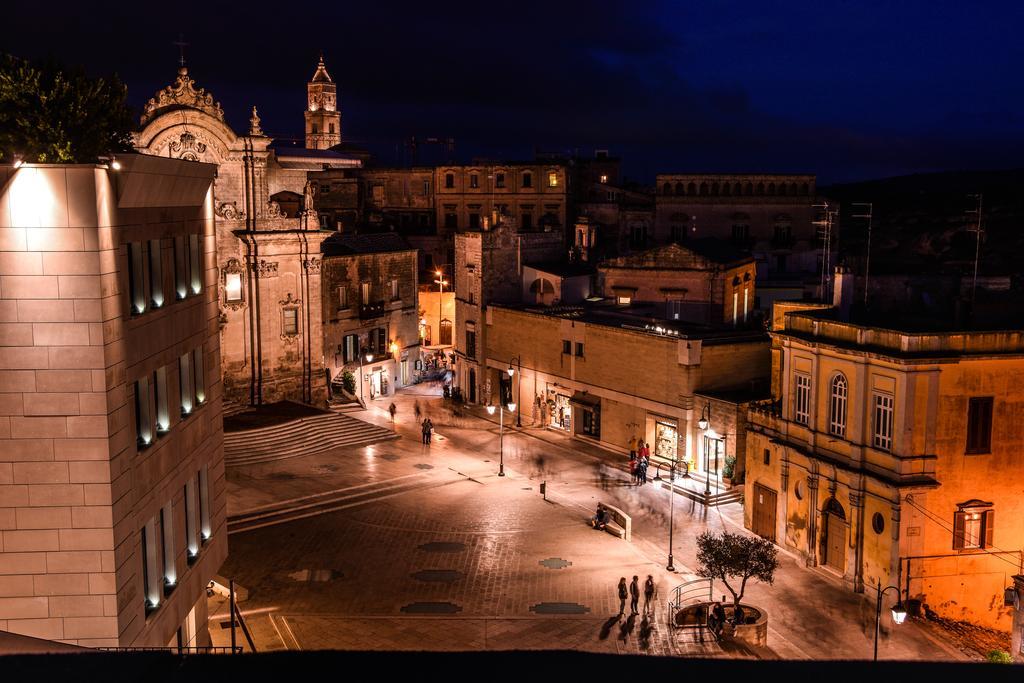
0, 155, 226, 648
135, 61, 359, 410
744, 295, 1024, 630
320, 234, 420, 402
453, 219, 563, 404
655, 173, 825, 306
484, 301, 768, 478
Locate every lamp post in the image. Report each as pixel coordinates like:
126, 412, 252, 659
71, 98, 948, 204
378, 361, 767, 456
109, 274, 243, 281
434, 269, 448, 347
873, 579, 907, 661
486, 400, 515, 477
508, 357, 522, 427
698, 403, 712, 498
655, 463, 678, 571
359, 349, 374, 403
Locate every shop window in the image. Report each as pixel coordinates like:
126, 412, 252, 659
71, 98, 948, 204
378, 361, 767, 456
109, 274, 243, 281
794, 373, 811, 425
872, 392, 894, 451
953, 502, 994, 550
966, 396, 993, 454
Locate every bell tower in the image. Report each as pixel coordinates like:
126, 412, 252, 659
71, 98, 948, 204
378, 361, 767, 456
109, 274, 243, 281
305, 55, 341, 149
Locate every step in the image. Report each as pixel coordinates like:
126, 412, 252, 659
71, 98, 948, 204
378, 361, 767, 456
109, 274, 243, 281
224, 413, 397, 467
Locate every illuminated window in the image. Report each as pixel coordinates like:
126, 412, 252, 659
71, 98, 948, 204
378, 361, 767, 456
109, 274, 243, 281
141, 519, 160, 611
185, 477, 199, 562
198, 464, 211, 542
600, 174, 608, 184
225, 272, 242, 303
548, 172, 558, 187
128, 242, 147, 315
954, 504, 993, 550
149, 239, 164, 308
617, 295, 631, 305
283, 308, 298, 336
135, 375, 153, 448
193, 347, 206, 405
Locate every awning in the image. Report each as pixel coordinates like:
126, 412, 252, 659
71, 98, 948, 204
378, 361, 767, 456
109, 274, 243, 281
570, 391, 600, 408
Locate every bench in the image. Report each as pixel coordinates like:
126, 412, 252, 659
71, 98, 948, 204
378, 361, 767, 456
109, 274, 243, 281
599, 503, 631, 542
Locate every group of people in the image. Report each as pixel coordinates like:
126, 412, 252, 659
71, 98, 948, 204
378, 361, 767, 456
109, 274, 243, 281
628, 437, 651, 485
420, 416, 434, 444
706, 596, 744, 638
617, 576, 657, 616
590, 504, 609, 530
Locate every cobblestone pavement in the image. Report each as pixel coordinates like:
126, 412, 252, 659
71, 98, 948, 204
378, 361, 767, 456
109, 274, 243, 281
213, 386, 969, 660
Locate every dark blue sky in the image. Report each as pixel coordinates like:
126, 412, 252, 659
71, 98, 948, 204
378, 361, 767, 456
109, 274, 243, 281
6, 0, 1023, 183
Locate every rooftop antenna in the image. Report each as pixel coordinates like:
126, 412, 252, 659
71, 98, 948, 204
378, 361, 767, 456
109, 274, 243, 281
966, 193, 984, 304
172, 34, 189, 68
851, 202, 873, 307
812, 200, 838, 302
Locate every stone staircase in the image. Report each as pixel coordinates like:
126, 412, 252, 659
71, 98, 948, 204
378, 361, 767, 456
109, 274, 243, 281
661, 480, 744, 507
224, 412, 397, 467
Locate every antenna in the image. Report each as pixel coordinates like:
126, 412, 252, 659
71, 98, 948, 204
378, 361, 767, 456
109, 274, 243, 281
812, 200, 838, 302
966, 193, 984, 304
851, 202, 873, 307
172, 34, 189, 68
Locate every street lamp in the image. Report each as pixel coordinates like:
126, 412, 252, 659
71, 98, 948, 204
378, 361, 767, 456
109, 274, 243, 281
873, 579, 907, 660
654, 462, 678, 571
698, 403, 712, 497
434, 269, 448, 347
358, 348, 374, 403
509, 356, 522, 427
486, 400, 515, 477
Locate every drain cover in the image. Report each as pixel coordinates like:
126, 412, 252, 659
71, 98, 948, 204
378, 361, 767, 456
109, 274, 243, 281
378, 454, 400, 461
401, 602, 462, 614
530, 602, 590, 615
539, 558, 572, 570
417, 542, 466, 553
411, 569, 464, 583
414, 464, 434, 470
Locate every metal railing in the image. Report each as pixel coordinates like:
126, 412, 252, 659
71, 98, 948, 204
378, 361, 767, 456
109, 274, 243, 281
667, 577, 713, 630
96, 645, 242, 654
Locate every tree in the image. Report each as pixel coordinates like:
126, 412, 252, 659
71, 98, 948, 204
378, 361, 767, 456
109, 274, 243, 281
695, 530, 779, 616
0, 54, 134, 164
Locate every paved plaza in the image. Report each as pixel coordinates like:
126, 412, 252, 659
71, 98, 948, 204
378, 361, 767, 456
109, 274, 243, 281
212, 385, 972, 660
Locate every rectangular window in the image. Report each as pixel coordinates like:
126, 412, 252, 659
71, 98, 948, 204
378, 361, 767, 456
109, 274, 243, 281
444, 212, 458, 229
160, 502, 175, 590
873, 392, 894, 451
154, 366, 169, 434
188, 234, 202, 295
376, 328, 387, 356
582, 409, 600, 437
361, 282, 371, 305
179, 352, 194, 416
173, 236, 189, 299
954, 507, 994, 550
148, 239, 164, 308
763, 448, 771, 466
193, 347, 206, 405
470, 174, 479, 189
520, 213, 532, 230
617, 295, 632, 305
390, 279, 400, 301
185, 477, 199, 562
733, 291, 739, 326
445, 173, 454, 189
794, 373, 811, 425
575, 342, 584, 358
225, 272, 242, 302
283, 308, 298, 336
198, 464, 211, 543
562, 340, 571, 355
135, 375, 153, 448
548, 172, 559, 187
466, 330, 476, 359
495, 173, 505, 188
343, 334, 358, 363
468, 213, 480, 230
338, 286, 349, 309
141, 519, 160, 610
128, 242, 147, 315
522, 172, 533, 188
422, 180, 430, 195
966, 397, 993, 454
668, 300, 682, 319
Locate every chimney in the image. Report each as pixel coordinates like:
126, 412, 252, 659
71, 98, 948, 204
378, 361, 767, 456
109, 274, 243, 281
833, 265, 853, 319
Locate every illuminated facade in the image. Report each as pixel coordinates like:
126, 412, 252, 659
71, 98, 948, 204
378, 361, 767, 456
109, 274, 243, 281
744, 302, 1024, 630
0, 156, 226, 647
305, 57, 342, 150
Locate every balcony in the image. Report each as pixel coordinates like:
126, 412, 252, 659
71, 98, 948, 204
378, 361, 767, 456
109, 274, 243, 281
359, 300, 386, 319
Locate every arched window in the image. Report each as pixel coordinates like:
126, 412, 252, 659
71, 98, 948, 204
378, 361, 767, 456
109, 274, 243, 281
745, 182, 754, 195
829, 373, 848, 437
688, 182, 697, 195
675, 181, 685, 195
734, 182, 742, 195
790, 182, 798, 195
663, 182, 672, 196
711, 182, 719, 195
699, 182, 708, 196
767, 182, 776, 195
777, 182, 787, 196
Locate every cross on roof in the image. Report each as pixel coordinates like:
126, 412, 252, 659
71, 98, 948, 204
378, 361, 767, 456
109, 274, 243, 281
172, 34, 189, 67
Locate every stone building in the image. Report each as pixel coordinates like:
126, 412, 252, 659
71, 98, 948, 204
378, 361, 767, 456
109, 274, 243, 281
304, 56, 341, 150
436, 164, 567, 237
744, 296, 1024, 630
483, 301, 768, 480
134, 61, 360, 410
320, 234, 420, 402
0, 156, 226, 648
453, 219, 563, 404
597, 240, 756, 326
655, 173, 825, 306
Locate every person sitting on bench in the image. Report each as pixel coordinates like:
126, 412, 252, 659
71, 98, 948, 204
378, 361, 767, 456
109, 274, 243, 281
590, 504, 608, 530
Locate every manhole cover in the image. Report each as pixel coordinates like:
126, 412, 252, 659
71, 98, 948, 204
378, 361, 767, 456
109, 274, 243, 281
530, 602, 590, 615
414, 463, 434, 470
417, 542, 466, 553
539, 558, 572, 570
400, 602, 462, 614
378, 454, 400, 461
411, 569, 464, 583
285, 569, 340, 582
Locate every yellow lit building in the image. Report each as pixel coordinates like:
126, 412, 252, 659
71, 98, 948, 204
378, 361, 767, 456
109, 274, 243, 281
745, 300, 1024, 629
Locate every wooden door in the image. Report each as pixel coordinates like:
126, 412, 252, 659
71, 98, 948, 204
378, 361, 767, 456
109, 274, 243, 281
825, 513, 846, 572
752, 484, 777, 543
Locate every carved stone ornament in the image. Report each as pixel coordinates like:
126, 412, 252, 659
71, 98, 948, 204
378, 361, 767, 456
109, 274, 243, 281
253, 260, 279, 278
142, 67, 225, 125
169, 131, 207, 162
265, 201, 284, 219
249, 106, 263, 136
303, 257, 321, 274
280, 293, 302, 307
215, 201, 243, 221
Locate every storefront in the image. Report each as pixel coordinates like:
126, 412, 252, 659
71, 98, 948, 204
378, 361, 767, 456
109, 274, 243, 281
646, 414, 680, 466
547, 387, 572, 431
570, 391, 600, 439
368, 365, 389, 399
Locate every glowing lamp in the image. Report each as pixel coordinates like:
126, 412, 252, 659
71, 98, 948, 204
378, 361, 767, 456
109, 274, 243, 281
486, 405, 496, 415
507, 366, 515, 377
698, 417, 709, 430
110, 158, 122, 171
508, 403, 516, 412
891, 603, 907, 625
365, 353, 374, 363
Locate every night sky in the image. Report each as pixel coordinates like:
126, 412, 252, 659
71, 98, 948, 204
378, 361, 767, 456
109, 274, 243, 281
6, 0, 1023, 183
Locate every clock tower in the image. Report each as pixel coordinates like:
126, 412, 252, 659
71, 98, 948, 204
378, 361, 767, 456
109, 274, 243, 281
305, 56, 341, 149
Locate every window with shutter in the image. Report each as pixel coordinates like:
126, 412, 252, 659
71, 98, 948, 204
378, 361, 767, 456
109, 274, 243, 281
954, 501, 994, 550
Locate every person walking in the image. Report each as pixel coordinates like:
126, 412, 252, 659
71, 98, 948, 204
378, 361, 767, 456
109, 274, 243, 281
388, 402, 397, 424
643, 575, 656, 615
421, 418, 430, 444
617, 577, 628, 616
629, 576, 640, 615
414, 400, 422, 421
425, 418, 434, 444
628, 453, 638, 485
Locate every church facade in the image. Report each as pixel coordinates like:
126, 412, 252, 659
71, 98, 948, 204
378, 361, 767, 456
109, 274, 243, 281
134, 61, 359, 410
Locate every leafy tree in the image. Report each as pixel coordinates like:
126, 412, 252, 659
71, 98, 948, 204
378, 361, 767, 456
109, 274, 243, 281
696, 530, 779, 615
0, 54, 134, 164
986, 650, 1012, 664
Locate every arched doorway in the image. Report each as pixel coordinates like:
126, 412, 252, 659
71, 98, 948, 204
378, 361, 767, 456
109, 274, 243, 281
822, 497, 847, 573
